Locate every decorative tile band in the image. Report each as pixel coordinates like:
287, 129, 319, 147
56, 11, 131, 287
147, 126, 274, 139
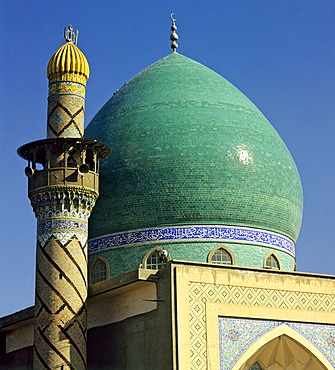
218, 317, 335, 370
36, 210, 91, 222
37, 218, 88, 247
49, 81, 86, 98
88, 225, 295, 256
37, 218, 88, 234
29, 186, 98, 219
37, 230, 87, 247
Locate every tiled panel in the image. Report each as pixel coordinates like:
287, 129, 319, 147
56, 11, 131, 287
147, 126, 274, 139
188, 282, 335, 370
89, 225, 295, 256
218, 317, 335, 370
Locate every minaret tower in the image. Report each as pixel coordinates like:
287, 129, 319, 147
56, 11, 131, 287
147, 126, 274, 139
18, 26, 110, 369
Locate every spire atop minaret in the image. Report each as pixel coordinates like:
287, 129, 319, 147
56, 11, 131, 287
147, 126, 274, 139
47, 27, 89, 86
170, 13, 179, 52
46, 27, 90, 139
64, 24, 78, 45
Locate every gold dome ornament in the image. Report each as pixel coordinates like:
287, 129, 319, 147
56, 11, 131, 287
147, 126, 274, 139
47, 25, 90, 85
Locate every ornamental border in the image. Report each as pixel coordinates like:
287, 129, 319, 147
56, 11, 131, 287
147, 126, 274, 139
88, 225, 295, 256
218, 317, 335, 370
37, 218, 88, 234
48, 81, 86, 98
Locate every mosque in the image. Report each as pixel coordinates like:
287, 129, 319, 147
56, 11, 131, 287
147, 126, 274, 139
1, 19, 335, 370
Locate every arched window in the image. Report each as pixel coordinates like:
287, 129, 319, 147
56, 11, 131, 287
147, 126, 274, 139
142, 248, 170, 270
91, 257, 109, 284
208, 246, 234, 265
264, 253, 280, 270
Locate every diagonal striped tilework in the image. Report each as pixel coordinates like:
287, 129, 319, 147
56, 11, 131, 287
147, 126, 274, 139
188, 282, 335, 370
34, 236, 87, 369
218, 317, 335, 370
29, 186, 98, 370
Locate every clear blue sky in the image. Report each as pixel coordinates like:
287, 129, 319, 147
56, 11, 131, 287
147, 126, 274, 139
1, 1, 334, 317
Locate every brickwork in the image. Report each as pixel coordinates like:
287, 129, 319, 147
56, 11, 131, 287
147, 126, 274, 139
34, 237, 87, 368
86, 52, 303, 245
47, 81, 86, 138
30, 184, 98, 369
89, 240, 295, 278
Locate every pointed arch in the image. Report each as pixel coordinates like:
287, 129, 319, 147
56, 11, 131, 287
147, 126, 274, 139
263, 251, 281, 270
232, 324, 333, 370
208, 245, 235, 265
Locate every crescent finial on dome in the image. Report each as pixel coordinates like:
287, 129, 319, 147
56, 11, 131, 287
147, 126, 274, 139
64, 25, 79, 45
170, 13, 179, 52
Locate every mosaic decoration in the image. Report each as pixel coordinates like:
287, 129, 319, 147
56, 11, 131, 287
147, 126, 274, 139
29, 183, 98, 370
38, 218, 87, 233
47, 80, 86, 139
188, 282, 335, 370
34, 236, 88, 369
37, 218, 88, 247
30, 186, 95, 369
30, 186, 98, 220
47, 97, 85, 138
218, 317, 335, 370
89, 225, 295, 256
49, 81, 86, 98
36, 209, 91, 222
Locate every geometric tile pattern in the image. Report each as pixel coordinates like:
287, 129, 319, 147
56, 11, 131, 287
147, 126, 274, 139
47, 98, 84, 138
49, 82, 86, 98
218, 317, 335, 370
47, 81, 86, 138
34, 236, 88, 369
188, 282, 335, 370
30, 187, 98, 222
37, 218, 88, 247
89, 225, 295, 256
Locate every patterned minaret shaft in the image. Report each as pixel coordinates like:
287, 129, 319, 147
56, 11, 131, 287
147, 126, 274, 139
46, 26, 89, 139
31, 185, 96, 369
47, 77, 86, 138
18, 26, 110, 370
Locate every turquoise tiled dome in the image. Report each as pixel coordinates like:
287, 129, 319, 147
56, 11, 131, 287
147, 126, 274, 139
85, 52, 303, 244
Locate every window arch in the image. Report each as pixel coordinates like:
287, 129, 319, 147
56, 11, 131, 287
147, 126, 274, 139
264, 252, 280, 270
142, 247, 170, 270
90, 257, 110, 284
208, 245, 234, 265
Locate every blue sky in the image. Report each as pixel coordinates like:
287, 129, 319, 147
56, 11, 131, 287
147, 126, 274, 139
1, 1, 335, 317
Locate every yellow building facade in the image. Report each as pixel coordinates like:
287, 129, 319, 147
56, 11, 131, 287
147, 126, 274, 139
2, 262, 335, 369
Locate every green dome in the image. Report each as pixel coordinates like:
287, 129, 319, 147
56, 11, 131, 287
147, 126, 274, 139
85, 52, 303, 243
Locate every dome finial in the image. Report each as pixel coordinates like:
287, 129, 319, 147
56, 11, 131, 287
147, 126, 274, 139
64, 25, 78, 46
170, 13, 179, 52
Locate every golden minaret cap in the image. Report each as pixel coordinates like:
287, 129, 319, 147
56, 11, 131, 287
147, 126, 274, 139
47, 25, 90, 85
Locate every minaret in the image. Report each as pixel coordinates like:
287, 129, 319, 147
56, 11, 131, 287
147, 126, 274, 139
18, 26, 110, 369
